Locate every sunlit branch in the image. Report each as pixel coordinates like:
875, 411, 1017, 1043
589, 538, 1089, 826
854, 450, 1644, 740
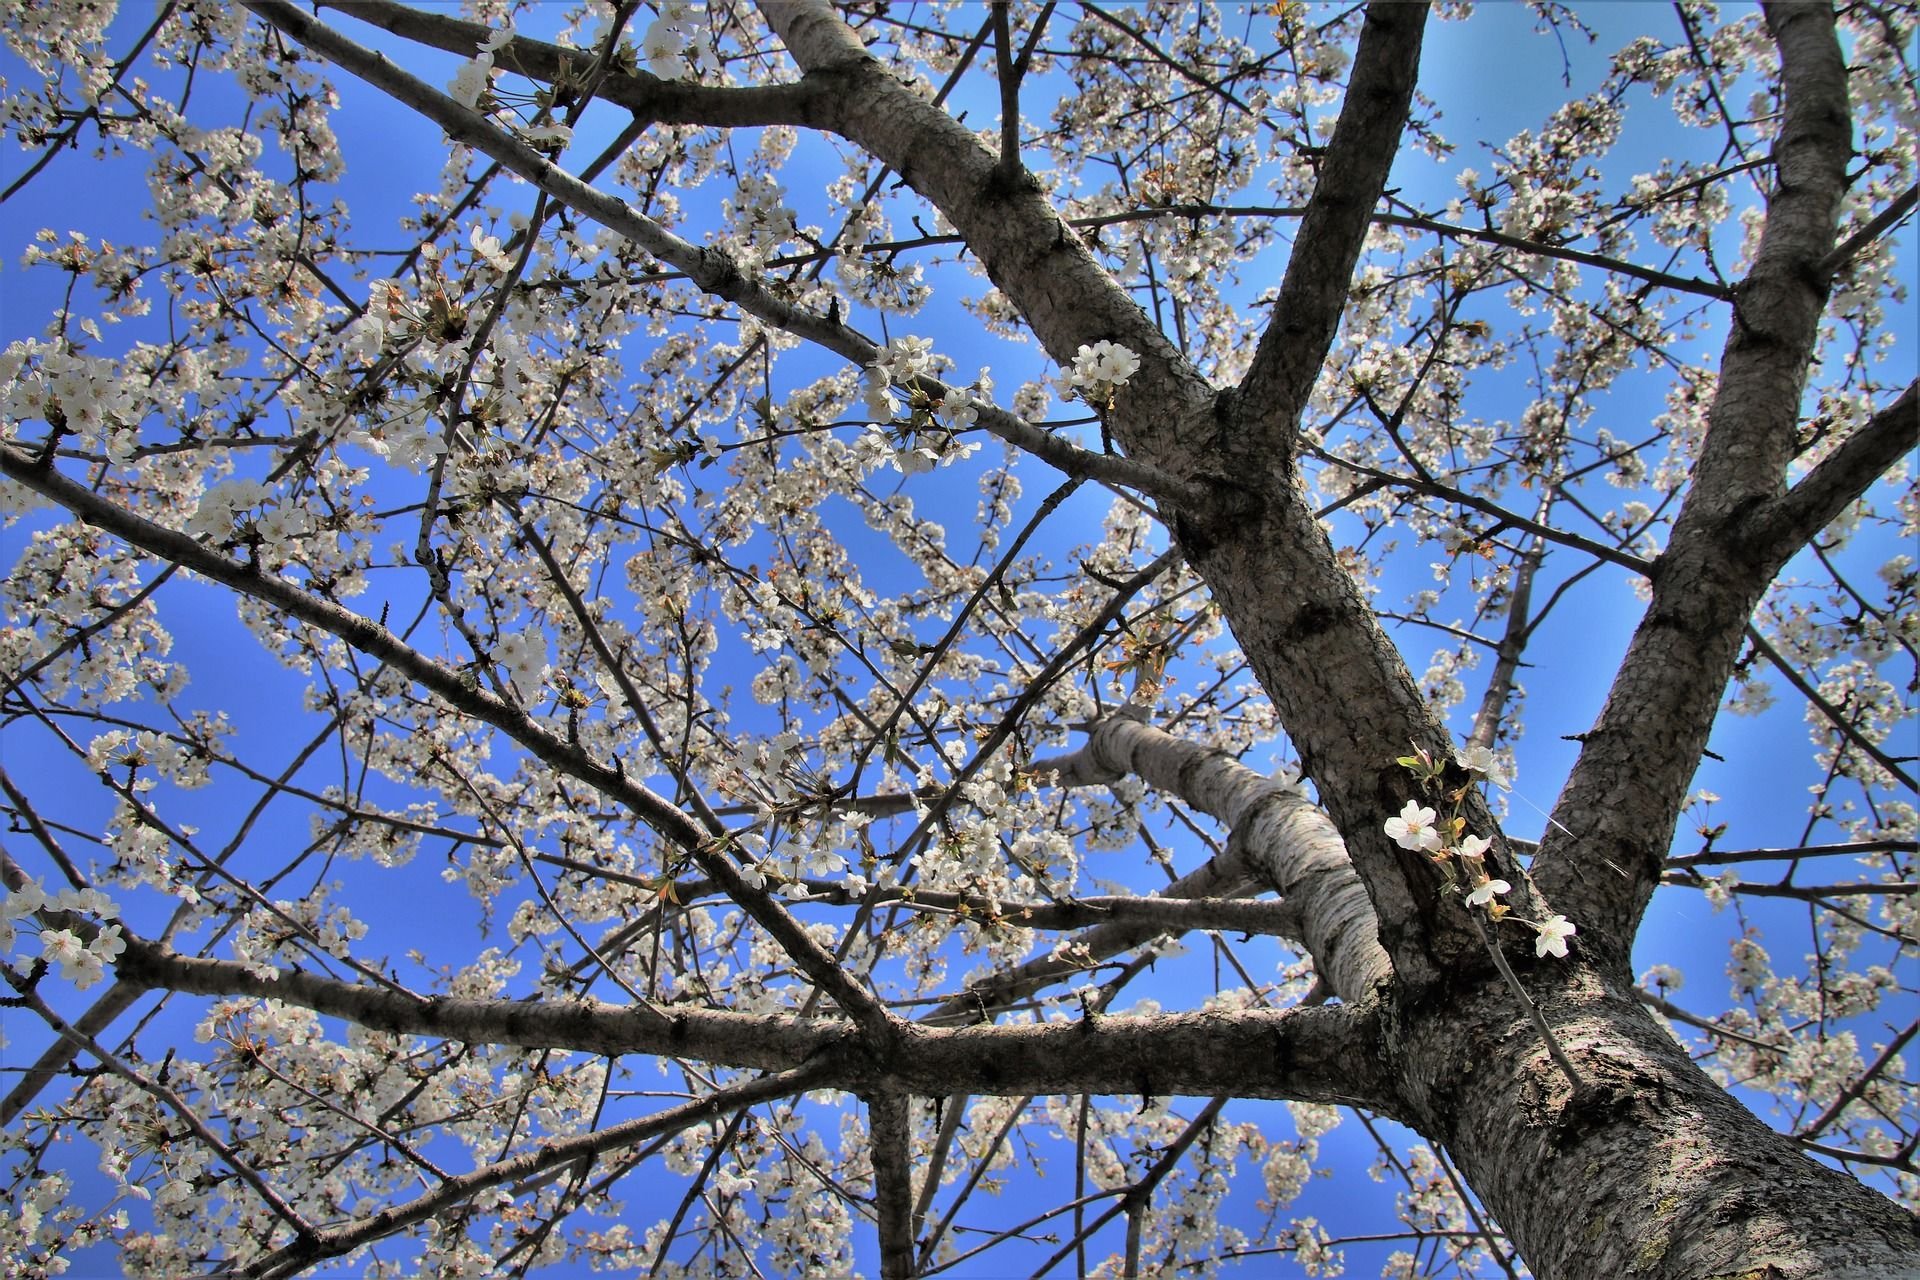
1030, 712, 1390, 1003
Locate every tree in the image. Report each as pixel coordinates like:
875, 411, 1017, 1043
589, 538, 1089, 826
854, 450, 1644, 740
0, 0, 1915, 1275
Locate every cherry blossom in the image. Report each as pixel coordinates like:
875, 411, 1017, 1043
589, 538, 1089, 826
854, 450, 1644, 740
1465, 878, 1511, 908
1384, 800, 1443, 852
1533, 915, 1578, 959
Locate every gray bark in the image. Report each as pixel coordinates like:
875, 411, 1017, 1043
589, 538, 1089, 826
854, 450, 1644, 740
1038, 712, 1391, 1004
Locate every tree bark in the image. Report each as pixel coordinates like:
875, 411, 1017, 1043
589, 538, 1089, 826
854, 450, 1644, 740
1386, 969, 1920, 1279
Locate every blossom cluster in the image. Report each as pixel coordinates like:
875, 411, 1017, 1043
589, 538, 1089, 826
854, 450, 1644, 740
642, 0, 708, 81
1384, 743, 1576, 958
1059, 339, 1141, 410
2, 880, 126, 990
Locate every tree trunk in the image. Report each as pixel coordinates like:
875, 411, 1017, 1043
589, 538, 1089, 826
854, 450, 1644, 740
1388, 970, 1920, 1279
1059, 712, 1920, 1278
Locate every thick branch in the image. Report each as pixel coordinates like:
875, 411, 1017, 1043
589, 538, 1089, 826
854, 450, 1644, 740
1229, 0, 1429, 448
758, 0, 1219, 474
1039, 714, 1392, 1003
111, 936, 1389, 1106
115, 937, 837, 1068
1533, 1, 1856, 969
867, 1092, 917, 1280
870, 1001, 1386, 1106
1746, 380, 1920, 565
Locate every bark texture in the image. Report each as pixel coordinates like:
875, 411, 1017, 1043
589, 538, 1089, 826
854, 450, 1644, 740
1533, 1, 1863, 971
1387, 970, 1920, 1279
1041, 712, 1391, 1003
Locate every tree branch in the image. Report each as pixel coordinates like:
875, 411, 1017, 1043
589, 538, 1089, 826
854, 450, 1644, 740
1307, 445, 1655, 575
990, 1, 1023, 184
245, 1065, 829, 1280
1746, 380, 1920, 566
1229, 0, 1429, 449
318, 0, 821, 129
918, 847, 1266, 1028
111, 933, 1390, 1107
1532, 1, 1856, 970
1665, 838, 1917, 869
867, 1091, 917, 1280
1743, 624, 1918, 792
1034, 714, 1392, 1002
1816, 182, 1919, 277
757, 0, 1221, 477
0, 445, 896, 1036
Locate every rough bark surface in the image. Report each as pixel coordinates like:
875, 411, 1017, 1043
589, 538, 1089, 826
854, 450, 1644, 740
1387, 971, 1920, 1279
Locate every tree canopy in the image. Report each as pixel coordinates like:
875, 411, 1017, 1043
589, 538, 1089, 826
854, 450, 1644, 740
1, 1, 1916, 1276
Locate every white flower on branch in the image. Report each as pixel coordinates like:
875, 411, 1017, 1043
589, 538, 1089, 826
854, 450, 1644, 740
1384, 800, 1442, 852
1063, 340, 1141, 410
469, 224, 514, 273
1533, 915, 1577, 959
